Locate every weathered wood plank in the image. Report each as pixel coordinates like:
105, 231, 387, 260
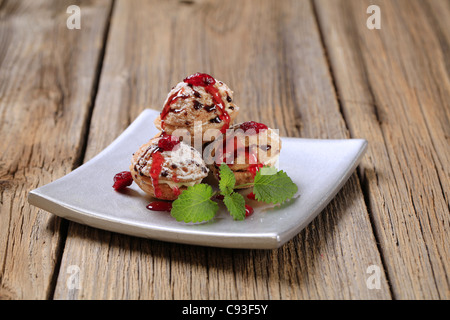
0, 0, 112, 299
53, 0, 390, 299
314, 0, 450, 299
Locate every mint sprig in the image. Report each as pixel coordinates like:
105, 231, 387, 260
219, 163, 246, 220
218, 163, 235, 196
224, 193, 246, 221
171, 184, 218, 223
252, 167, 298, 204
170, 164, 297, 223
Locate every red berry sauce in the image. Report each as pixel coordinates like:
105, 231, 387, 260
157, 133, 180, 151
183, 73, 215, 86
247, 192, 256, 200
113, 171, 133, 191
245, 204, 254, 217
248, 163, 263, 177
160, 90, 187, 123
215, 194, 225, 201
149, 151, 165, 198
246, 150, 263, 177
215, 134, 263, 177
239, 121, 268, 134
146, 201, 172, 212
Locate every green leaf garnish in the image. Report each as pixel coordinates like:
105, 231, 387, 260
170, 164, 298, 223
171, 184, 218, 223
223, 193, 246, 221
218, 163, 235, 196
253, 167, 298, 204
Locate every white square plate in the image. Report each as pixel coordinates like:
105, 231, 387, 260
28, 109, 367, 249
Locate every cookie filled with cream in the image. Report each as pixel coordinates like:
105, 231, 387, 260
154, 73, 239, 146
130, 134, 209, 200
204, 121, 282, 188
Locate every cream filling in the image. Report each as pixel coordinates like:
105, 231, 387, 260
140, 178, 200, 189
162, 180, 200, 189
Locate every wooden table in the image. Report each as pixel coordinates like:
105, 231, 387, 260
0, 0, 448, 300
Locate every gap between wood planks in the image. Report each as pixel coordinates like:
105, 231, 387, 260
309, 0, 395, 299
47, 0, 117, 300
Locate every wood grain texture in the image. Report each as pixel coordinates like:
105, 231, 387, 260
0, 0, 112, 299
53, 0, 390, 299
314, 0, 450, 299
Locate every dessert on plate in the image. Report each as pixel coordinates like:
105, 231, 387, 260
154, 73, 239, 146
205, 121, 282, 188
130, 134, 209, 200
112, 72, 298, 222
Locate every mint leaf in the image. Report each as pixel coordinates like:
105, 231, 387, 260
223, 192, 246, 221
253, 168, 298, 204
171, 184, 218, 223
218, 163, 235, 196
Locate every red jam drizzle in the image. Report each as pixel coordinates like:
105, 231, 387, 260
149, 151, 165, 198
146, 201, 172, 212
205, 87, 230, 133
248, 163, 263, 177
160, 90, 187, 126
172, 186, 181, 197
136, 135, 181, 198
246, 150, 263, 177
247, 192, 256, 200
183, 73, 215, 86
158, 133, 180, 151
215, 194, 225, 200
215, 136, 263, 177
160, 73, 231, 133
245, 204, 254, 217
239, 121, 268, 134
